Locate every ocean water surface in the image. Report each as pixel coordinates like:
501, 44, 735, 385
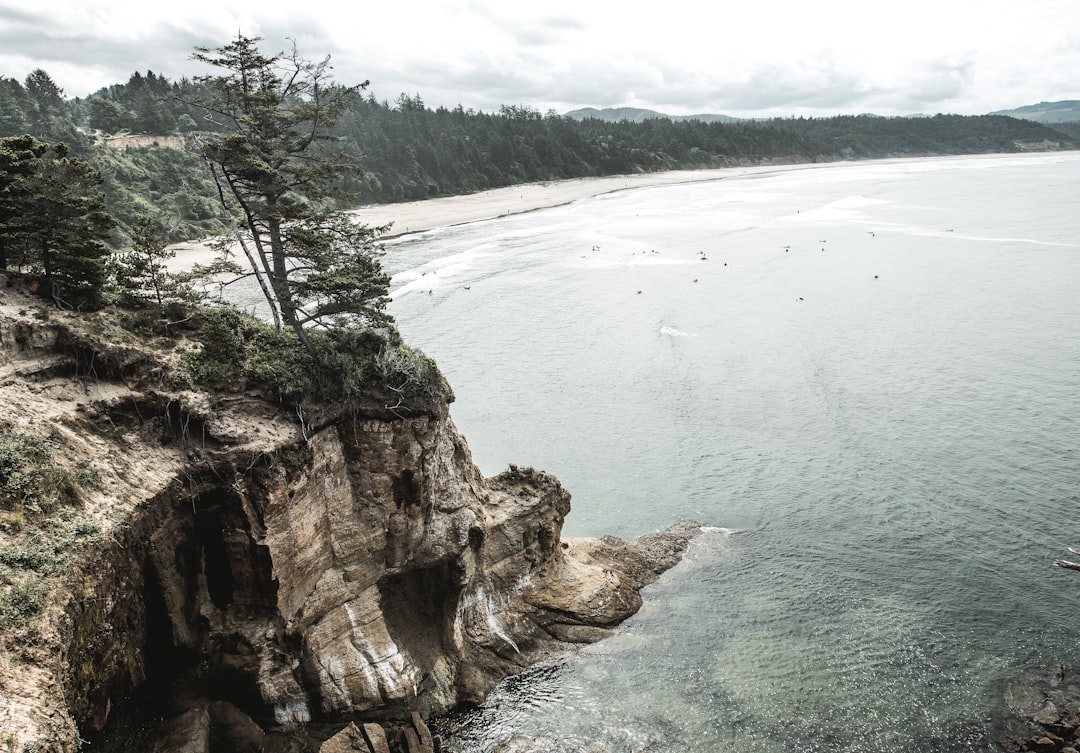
382, 153, 1080, 752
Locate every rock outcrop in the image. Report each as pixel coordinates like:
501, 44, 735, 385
0, 286, 698, 751
1001, 665, 1080, 753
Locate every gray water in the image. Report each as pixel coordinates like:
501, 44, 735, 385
382, 153, 1080, 752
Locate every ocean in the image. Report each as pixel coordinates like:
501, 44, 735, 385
382, 152, 1080, 752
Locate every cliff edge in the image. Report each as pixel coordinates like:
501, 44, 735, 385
0, 284, 698, 752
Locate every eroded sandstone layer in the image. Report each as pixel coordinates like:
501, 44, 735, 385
0, 288, 697, 751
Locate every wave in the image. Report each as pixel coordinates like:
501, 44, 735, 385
699, 525, 740, 536
388, 246, 497, 299
660, 326, 697, 338
778, 194, 889, 224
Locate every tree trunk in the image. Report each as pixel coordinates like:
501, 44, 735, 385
203, 158, 282, 329
267, 216, 316, 357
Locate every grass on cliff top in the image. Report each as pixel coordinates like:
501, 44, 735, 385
0, 421, 102, 642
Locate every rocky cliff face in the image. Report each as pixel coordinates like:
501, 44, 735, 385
0, 287, 697, 752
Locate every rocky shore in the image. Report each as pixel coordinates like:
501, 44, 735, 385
1001, 666, 1080, 753
0, 285, 700, 751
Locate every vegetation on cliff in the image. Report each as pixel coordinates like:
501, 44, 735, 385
1, 36, 449, 423
172, 306, 449, 408
0, 141, 446, 412
0, 284, 447, 696
0, 414, 102, 647
1, 41, 449, 677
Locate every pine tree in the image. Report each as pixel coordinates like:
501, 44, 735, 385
0, 78, 31, 137
23, 69, 65, 136
0, 135, 114, 306
107, 216, 195, 313
181, 34, 389, 353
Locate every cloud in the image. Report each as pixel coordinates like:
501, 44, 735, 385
1, 0, 1079, 117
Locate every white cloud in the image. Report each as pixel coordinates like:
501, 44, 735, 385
1, 0, 1077, 116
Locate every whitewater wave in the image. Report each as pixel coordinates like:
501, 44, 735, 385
699, 525, 740, 536
388, 246, 495, 299
660, 326, 697, 338
778, 194, 889, 224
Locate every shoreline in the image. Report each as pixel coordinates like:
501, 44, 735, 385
168, 164, 800, 269
167, 152, 1077, 269
346, 162, 812, 238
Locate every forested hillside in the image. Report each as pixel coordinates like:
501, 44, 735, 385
1, 66, 1077, 247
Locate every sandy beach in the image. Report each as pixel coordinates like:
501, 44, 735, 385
167, 163, 822, 269
345, 164, 810, 237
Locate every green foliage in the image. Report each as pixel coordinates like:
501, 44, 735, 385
0, 77, 31, 135
0, 424, 82, 514
0, 518, 100, 575
0, 421, 101, 638
92, 144, 225, 244
177, 307, 311, 400
311, 326, 452, 405
0, 516, 100, 637
282, 213, 392, 331
0, 578, 45, 631
106, 216, 198, 313
176, 306, 451, 406
0, 135, 114, 306
371, 340, 453, 404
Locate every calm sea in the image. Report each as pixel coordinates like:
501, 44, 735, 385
382, 153, 1080, 752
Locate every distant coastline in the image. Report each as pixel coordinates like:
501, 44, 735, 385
347, 151, 1080, 239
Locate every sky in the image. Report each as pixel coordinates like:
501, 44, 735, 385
1, 0, 1078, 118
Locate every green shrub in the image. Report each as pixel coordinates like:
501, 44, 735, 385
0, 579, 45, 631
177, 307, 312, 401
374, 342, 454, 403
176, 306, 452, 407
0, 518, 100, 575
0, 425, 79, 514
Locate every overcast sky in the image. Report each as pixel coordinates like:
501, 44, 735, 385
1, 0, 1077, 118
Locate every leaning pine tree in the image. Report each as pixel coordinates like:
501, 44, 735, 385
181, 34, 391, 355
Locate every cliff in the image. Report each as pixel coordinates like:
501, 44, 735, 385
0, 284, 698, 752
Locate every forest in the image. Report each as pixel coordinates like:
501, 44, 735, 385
1, 62, 1077, 249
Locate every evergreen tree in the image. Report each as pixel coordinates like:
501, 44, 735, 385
107, 216, 194, 312
86, 97, 129, 134
23, 69, 66, 135
0, 78, 31, 136
0, 135, 114, 306
0, 135, 47, 270
181, 34, 390, 351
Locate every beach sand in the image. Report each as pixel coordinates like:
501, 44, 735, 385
345, 164, 806, 237
167, 164, 817, 269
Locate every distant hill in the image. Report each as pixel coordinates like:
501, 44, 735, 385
564, 107, 741, 124
990, 100, 1080, 123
